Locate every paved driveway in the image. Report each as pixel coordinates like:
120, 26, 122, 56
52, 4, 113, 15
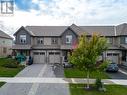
0, 64, 70, 95
107, 68, 127, 79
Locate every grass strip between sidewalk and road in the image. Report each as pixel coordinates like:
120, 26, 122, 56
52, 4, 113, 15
64, 67, 127, 95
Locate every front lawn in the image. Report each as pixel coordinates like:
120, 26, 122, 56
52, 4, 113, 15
0, 58, 24, 77
70, 84, 127, 95
64, 68, 109, 79
0, 58, 25, 87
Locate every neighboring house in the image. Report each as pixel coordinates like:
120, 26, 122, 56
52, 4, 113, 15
0, 30, 13, 57
12, 23, 127, 64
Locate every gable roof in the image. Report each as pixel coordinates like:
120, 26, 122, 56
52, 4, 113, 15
25, 26, 68, 36
14, 26, 35, 36
0, 30, 13, 39
116, 23, 127, 36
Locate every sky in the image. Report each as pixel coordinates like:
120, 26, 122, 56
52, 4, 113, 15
0, 0, 127, 37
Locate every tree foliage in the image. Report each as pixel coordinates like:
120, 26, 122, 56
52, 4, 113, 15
69, 33, 108, 88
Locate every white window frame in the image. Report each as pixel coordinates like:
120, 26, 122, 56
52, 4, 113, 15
20, 35, 26, 44
66, 35, 72, 44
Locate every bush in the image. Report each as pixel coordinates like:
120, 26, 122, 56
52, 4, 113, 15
95, 78, 106, 91
2, 62, 18, 68
1, 58, 19, 68
95, 78, 103, 89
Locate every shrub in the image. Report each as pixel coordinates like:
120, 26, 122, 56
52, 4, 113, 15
2, 58, 19, 68
2, 62, 18, 68
95, 78, 103, 89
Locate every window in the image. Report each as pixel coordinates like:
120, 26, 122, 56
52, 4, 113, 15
20, 35, 26, 44
107, 38, 112, 44
66, 35, 72, 44
52, 38, 58, 44
3, 47, 7, 53
37, 38, 44, 44
125, 37, 127, 44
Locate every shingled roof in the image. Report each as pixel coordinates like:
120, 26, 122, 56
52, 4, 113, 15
0, 30, 13, 39
80, 26, 115, 36
25, 26, 68, 36
14, 23, 127, 37
116, 23, 127, 36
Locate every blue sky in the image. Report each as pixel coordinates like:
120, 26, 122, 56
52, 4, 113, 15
0, 0, 127, 36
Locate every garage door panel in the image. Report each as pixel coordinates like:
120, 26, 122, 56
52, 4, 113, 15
33, 52, 45, 64
107, 53, 119, 64
49, 52, 60, 64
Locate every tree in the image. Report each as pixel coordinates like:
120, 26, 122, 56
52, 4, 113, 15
69, 33, 108, 89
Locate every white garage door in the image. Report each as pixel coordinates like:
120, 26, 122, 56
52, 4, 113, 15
49, 52, 60, 64
33, 52, 45, 64
107, 53, 119, 64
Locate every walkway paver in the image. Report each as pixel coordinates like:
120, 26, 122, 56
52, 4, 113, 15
0, 64, 70, 95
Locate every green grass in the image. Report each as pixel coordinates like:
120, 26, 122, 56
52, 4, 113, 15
0, 82, 5, 87
70, 84, 127, 95
64, 68, 127, 95
0, 58, 24, 77
0, 58, 25, 87
64, 68, 109, 79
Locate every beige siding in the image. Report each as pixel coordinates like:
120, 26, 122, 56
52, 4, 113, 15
44, 37, 51, 45
0, 37, 12, 57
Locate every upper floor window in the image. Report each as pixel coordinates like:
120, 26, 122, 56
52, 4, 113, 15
20, 35, 26, 44
52, 38, 58, 44
125, 37, 127, 44
37, 38, 44, 44
66, 35, 72, 44
107, 37, 112, 44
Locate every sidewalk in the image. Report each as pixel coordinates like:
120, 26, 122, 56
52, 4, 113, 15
0, 77, 127, 85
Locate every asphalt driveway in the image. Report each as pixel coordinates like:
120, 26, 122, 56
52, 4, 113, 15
0, 64, 70, 95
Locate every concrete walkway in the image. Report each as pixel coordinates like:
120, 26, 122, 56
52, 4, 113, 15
0, 77, 127, 85
0, 64, 70, 95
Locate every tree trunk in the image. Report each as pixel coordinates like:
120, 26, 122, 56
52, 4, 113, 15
86, 70, 90, 89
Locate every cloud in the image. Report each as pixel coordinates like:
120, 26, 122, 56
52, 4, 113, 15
0, 0, 127, 37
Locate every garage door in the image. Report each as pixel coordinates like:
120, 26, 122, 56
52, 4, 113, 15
49, 52, 60, 64
33, 52, 45, 64
107, 53, 119, 64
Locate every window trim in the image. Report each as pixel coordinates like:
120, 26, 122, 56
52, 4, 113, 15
66, 35, 72, 44
20, 34, 26, 44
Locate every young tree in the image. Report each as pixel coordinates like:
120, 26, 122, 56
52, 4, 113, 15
69, 33, 108, 89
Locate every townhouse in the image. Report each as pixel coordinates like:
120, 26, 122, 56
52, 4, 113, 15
12, 23, 127, 64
